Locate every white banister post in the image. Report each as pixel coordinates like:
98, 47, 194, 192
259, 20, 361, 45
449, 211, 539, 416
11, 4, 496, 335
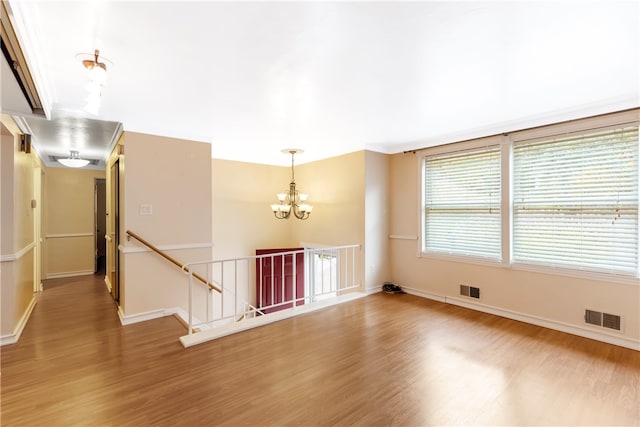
293, 252, 297, 308
234, 259, 238, 319
188, 269, 193, 336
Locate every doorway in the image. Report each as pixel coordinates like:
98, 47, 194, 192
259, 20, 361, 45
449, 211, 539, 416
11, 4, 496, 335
255, 248, 304, 314
95, 178, 106, 274
308, 249, 339, 301
108, 159, 120, 302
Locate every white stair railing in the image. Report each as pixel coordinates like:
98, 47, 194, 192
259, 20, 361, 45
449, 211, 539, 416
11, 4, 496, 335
182, 245, 361, 336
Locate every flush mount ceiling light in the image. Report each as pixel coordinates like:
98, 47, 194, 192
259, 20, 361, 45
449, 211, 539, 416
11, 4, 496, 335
271, 149, 312, 220
58, 150, 90, 168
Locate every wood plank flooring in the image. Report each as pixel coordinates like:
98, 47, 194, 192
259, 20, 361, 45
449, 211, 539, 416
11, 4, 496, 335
1, 273, 639, 426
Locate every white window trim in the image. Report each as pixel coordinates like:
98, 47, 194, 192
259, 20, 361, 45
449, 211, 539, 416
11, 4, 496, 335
420, 137, 503, 261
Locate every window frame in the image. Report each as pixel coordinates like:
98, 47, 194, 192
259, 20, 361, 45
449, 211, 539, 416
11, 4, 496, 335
418, 109, 640, 282
420, 136, 504, 265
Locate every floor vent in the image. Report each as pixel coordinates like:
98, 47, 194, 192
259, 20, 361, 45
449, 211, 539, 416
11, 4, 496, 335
460, 285, 470, 297
585, 309, 622, 331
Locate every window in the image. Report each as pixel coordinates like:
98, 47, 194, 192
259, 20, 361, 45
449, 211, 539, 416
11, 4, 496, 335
423, 146, 501, 260
512, 126, 639, 275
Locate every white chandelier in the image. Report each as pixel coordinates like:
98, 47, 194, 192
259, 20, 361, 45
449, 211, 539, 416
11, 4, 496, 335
271, 149, 312, 220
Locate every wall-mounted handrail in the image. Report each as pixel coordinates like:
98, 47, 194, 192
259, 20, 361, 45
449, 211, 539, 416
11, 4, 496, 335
126, 230, 221, 293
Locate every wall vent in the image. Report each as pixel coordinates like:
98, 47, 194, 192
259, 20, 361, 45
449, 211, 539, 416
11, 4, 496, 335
585, 309, 621, 331
459, 285, 480, 299
585, 309, 602, 326
602, 313, 621, 331
469, 286, 480, 299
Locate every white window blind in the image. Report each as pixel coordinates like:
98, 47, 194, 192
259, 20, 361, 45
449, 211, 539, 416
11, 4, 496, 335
423, 146, 501, 259
513, 126, 639, 275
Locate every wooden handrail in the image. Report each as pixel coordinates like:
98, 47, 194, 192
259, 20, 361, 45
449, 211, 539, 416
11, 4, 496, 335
126, 230, 221, 293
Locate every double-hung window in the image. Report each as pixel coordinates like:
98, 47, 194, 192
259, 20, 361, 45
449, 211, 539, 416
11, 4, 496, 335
512, 126, 639, 275
423, 145, 501, 260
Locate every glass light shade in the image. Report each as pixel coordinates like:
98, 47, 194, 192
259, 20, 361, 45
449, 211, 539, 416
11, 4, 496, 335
58, 157, 90, 168
58, 151, 90, 168
84, 81, 102, 95
88, 65, 107, 86
84, 100, 100, 116
298, 193, 308, 201
277, 193, 287, 201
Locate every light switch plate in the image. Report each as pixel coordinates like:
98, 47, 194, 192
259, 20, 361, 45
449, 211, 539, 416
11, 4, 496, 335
139, 204, 153, 215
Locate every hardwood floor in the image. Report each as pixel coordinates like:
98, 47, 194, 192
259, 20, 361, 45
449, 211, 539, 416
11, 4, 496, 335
1, 273, 639, 426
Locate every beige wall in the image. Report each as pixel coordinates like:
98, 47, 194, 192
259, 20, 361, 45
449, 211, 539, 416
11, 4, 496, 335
213, 151, 385, 296
363, 151, 390, 291
120, 132, 212, 317
212, 159, 291, 259
1, 117, 40, 340
293, 151, 368, 290
388, 151, 640, 348
44, 167, 105, 278
293, 151, 365, 247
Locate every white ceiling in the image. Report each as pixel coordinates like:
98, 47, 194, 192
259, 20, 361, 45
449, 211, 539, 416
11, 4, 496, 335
3, 1, 639, 167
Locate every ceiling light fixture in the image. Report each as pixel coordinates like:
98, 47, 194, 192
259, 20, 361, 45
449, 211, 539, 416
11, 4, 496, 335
58, 150, 90, 168
271, 149, 312, 220
82, 49, 107, 85
79, 49, 109, 115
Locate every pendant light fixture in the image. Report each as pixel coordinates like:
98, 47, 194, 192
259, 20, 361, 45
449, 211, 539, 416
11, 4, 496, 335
271, 149, 312, 220
78, 49, 110, 115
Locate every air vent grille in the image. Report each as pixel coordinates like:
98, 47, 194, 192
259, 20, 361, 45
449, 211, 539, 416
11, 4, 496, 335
460, 285, 470, 297
585, 309, 602, 326
602, 313, 621, 331
585, 309, 621, 331
459, 285, 480, 299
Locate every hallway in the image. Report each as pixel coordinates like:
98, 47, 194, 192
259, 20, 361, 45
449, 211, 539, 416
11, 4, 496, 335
1, 273, 639, 426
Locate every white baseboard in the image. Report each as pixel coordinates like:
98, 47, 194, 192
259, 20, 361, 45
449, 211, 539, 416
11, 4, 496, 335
180, 292, 367, 348
402, 286, 447, 303
117, 306, 210, 334
117, 306, 179, 325
365, 287, 382, 295
401, 285, 639, 351
0, 295, 37, 346
46, 270, 94, 279
104, 276, 112, 293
